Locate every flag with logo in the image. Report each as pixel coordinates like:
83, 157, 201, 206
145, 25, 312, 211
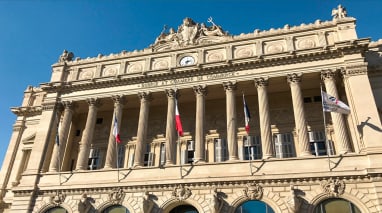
243, 94, 251, 134
113, 114, 121, 143
321, 90, 350, 114
175, 98, 183, 136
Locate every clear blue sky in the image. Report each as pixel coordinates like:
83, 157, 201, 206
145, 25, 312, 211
0, 0, 381, 165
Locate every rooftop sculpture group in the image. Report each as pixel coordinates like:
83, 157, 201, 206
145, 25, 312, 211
152, 17, 231, 51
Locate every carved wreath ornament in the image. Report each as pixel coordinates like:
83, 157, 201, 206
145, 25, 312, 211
50, 191, 66, 205
321, 178, 345, 197
109, 188, 125, 204
172, 184, 192, 201
243, 182, 263, 200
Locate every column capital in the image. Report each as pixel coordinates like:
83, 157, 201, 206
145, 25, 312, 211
86, 98, 101, 107
254, 77, 269, 88
223, 81, 237, 91
193, 85, 208, 96
287, 73, 302, 84
62, 101, 76, 110
112, 95, 126, 106
138, 92, 152, 101
165, 89, 178, 99
321, 69, 337, 82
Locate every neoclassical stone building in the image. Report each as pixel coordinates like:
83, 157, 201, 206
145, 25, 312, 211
0, 5, 381, 213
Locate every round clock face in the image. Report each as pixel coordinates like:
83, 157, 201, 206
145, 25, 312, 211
179, 56, 195, 66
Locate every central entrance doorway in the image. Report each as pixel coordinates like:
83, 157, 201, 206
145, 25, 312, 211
169, 204, 198, 213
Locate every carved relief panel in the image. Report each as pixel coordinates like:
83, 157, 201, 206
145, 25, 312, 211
152, 57, 170, 70
78, 67, 96, 80
205, 49, 226, 62
294, 35, 318, 50
233, 44, 255, 58
102, 64, 120, 77
326, 31, 337, 45
127, 61, 145, 73
263, 40, 286, 54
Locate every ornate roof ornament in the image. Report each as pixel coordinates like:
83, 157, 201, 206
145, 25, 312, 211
152, 17, 231, 52
321, 178, 346, 197
108, 188, 125, 204
331, 4, 347, 20
58, 49, 74, 63
243, 182, 263, 200
171, 184, 192, 201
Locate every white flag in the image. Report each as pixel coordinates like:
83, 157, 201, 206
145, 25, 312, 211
321, 90, 350, 114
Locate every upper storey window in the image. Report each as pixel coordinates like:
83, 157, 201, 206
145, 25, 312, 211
274, 133, 296, 158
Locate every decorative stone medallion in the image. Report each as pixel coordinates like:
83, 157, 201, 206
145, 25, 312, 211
321, 178, 345, 197
109, 188, 125, 204
172, 184, 191, 201
243, 182, 263, 200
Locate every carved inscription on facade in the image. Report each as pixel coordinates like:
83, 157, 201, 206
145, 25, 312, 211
139, 71, 238, 88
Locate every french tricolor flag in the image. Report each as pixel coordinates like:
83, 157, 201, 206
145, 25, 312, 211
175, 98, 183, 137
113, 114, 121, 143
243, 94, 251, 134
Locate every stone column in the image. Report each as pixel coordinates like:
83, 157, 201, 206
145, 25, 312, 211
223, 81, 238, 160
0, 117, 25, 199
104, 96, 125, 169
254, 78, 273, 158
322, 70, 351, 153
134, 92, 151, 167
287, 74, 311, 156
193, 85, 207, 163
75, 98, 100, 170
165, 89, 177, 165
49, 101, 74, 172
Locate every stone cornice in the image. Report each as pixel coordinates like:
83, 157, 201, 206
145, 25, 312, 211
41, 39, 369, 94
11, 106, 42, 116
11, 173, 379, 196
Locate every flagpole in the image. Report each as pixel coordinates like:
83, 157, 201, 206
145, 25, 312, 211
242, 92, 253, 175
116, 140, 120, 182
320, 84, 332, 171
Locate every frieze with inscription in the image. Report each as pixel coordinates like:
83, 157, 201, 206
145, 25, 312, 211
139, 71, 238, 88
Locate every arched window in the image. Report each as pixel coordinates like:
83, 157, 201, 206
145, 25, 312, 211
102, 205, 129, 213
235, 200, 275, 213
44, 207, 67, 213
169, 204, 198, 213
314, 198, 361, 213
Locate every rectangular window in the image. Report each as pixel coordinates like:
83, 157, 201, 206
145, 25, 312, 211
274, 133, 296, 158
128, 153, 134, 168
181, 140, 195, 164
160, 143, 166, 166
309, 131, 335, 156
214, 138, 228, 162
143, 143, 153, 167
243, 136, 262, 160
144, 152, 154, 167
88, 148, 101, 170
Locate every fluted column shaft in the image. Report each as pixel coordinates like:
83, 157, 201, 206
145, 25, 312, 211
49, 101, 74, 172
287, 74, 311, 156
134, 92, 151, 167
104, 96, 125, 169
193, 85, 207, 163
255, 78, 273, 158
76, 99, 100, 170
223, 82, 238, 160
322, 70, 351, 153
165, 89, 177, 165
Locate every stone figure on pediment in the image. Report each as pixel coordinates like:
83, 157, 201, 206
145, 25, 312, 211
154, 28, 178, 45
177, 17, 199, 46
332, 4, 347, 20
58, 49, 74, 63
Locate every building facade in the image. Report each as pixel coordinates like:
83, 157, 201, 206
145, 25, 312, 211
0, 5, 382, 213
